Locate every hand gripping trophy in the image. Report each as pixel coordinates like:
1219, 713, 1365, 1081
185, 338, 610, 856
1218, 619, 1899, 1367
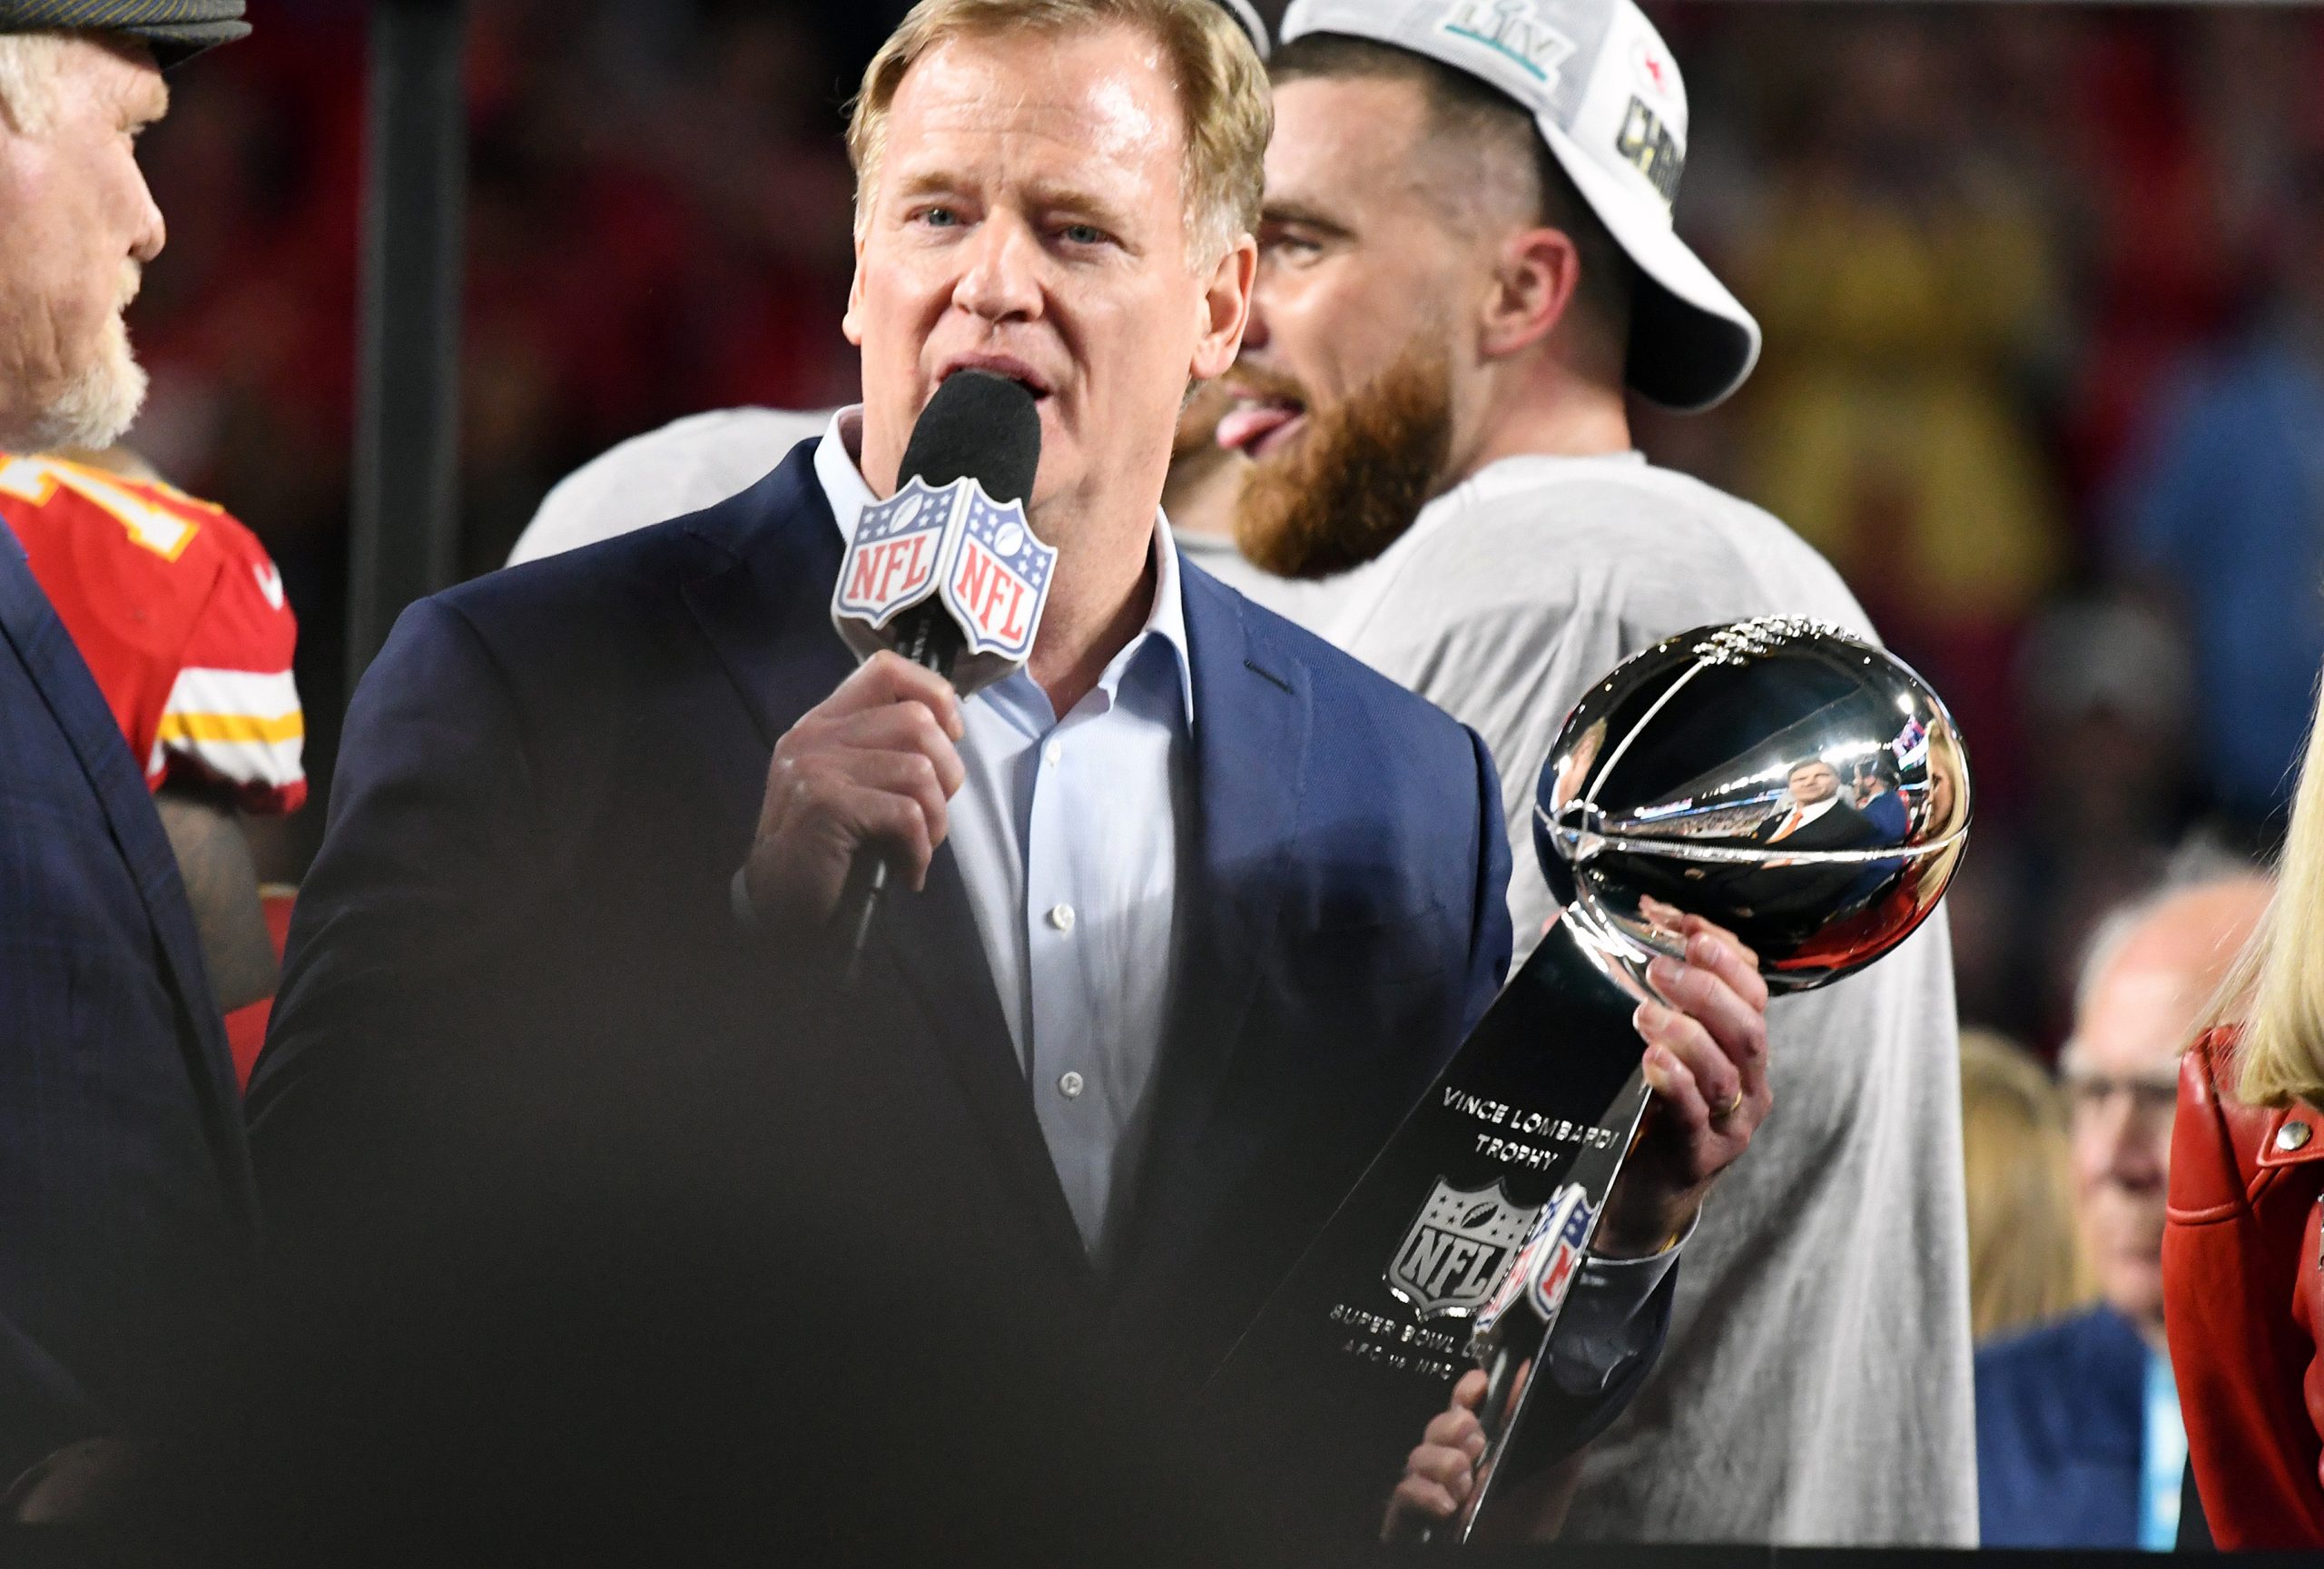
1212, 617, 1973, 1540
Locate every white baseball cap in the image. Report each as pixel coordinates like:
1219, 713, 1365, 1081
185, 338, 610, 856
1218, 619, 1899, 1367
1279, 0, 1760, 410
1216, 0, 1271, 57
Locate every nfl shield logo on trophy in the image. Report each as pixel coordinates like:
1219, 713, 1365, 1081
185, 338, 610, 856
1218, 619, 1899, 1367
938, 490, 1057, 663
1386, 1178, 1543, 1322
833, 478, 954, 630
1526, 1185, 1598, 1321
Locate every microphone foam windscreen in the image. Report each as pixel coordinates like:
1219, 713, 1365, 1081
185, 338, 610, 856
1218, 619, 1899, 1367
900, 370, 1042, 505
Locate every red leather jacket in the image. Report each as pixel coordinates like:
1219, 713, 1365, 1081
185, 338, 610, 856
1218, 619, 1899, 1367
2164, 1030, 2324, 1549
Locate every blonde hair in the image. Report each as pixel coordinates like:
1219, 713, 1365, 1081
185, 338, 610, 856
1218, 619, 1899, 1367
846, 0, 1270, 266
0, 31, 70, 135
1960, 1029, 2093, 1342
2207, 674, 2324, 1108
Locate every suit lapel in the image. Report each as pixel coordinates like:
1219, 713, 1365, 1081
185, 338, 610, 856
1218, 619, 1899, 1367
0, 528, 256, 1222
676, 449, 1087, 1273
1116, 569, 1311, 1287
676, 448, 857, 753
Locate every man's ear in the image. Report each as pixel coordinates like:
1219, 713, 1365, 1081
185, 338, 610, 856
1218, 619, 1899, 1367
1190, 233, 1257, 381
1479, 225, 1583, 361
842, 225, 869, 347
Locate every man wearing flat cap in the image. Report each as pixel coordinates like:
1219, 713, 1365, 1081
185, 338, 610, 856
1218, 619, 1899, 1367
0, 0, 256, 1514
0, 2, 245, 64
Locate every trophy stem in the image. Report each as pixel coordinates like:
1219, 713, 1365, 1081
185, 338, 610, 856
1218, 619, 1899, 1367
1459, 1066, 1654, 1542
1207, 914, 1669, 1541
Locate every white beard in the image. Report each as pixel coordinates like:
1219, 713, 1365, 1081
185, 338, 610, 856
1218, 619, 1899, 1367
4, 297, 147, 453
10, 308, 148, 453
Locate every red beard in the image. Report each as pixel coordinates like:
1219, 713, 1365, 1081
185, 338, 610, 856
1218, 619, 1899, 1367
1231, 346, 1453, 581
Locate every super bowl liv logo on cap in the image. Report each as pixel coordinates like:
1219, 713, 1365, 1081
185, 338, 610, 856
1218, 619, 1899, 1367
1436, 0, 1575, 86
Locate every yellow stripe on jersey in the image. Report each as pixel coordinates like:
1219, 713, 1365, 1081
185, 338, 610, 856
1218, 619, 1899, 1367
156, 710, 308, 745
157, 668, 307, 793
168, 734, 305, 791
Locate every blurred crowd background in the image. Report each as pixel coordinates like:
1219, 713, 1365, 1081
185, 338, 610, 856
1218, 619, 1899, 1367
127, 0, 2324, 1058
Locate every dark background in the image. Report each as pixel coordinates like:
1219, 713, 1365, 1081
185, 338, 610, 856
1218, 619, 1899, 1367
127, 0, 2324, 1052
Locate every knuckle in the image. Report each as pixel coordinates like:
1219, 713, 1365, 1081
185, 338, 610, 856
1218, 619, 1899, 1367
1669, 964, 1716, 1007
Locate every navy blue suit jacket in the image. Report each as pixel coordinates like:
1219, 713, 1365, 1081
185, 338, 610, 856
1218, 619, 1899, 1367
1975, 1304, 2152, 1548
0, 528, 255, 1489
248, 443, 1527, 1540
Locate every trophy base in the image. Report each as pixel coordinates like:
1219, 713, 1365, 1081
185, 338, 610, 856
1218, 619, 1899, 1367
1206, 913, 1659, 1538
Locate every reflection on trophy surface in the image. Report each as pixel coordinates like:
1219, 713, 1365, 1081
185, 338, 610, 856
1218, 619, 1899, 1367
1217, 617, 1973, 1543
1536, 617, 1973, 994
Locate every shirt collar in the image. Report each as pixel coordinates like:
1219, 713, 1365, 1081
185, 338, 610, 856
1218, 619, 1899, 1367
812, 406, 1194, 727
1318, 447, 1655, 645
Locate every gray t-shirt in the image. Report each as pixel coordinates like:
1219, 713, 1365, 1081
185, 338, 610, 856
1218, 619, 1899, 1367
1290, 452, 1977, 1547
507, 407, 832, 567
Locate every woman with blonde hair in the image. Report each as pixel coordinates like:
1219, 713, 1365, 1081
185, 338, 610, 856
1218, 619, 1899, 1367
2164, 684, 2324, 1549
1960, 1030, 2091, 1343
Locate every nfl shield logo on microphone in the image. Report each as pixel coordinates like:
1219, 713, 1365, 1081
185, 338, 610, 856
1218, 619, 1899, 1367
833, 478, 953, 631
938, 489, 1057, 662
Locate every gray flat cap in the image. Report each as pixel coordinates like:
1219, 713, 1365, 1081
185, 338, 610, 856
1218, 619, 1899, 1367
0, 0, 249, 68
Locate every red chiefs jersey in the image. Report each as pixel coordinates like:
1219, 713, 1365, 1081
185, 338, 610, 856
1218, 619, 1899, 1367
0, 453, 305, 815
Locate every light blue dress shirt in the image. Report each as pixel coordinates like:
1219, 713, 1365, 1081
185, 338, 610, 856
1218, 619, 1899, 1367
814, 412, 1189, 1264
807, 410, 1674, 1373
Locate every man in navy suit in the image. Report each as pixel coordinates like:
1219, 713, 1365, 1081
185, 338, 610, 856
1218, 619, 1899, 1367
0, 1, 256, 1511
1976, 873, 2268, 1548
248, 0, 1769, 1552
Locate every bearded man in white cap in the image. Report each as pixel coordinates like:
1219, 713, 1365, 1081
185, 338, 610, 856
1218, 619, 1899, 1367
1226, 0, 1974, 1546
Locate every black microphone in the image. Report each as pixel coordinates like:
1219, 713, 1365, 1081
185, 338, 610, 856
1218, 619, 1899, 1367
828, 370, 1046, 982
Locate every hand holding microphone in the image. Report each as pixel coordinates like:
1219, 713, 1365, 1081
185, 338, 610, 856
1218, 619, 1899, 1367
743, 650, 968, 925
740, 371, 1049, 969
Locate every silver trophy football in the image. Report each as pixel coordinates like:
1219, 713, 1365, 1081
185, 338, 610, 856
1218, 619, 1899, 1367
1214, 617, 1972, 1542
1536, 615, 1970, 998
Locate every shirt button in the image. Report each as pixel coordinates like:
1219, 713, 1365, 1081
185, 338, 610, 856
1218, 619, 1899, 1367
2279, 1120, 2314, 1153
1048, 903, 1077, 933
1059, 1071, 1085, 1100
1043, 740, 1064, 767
